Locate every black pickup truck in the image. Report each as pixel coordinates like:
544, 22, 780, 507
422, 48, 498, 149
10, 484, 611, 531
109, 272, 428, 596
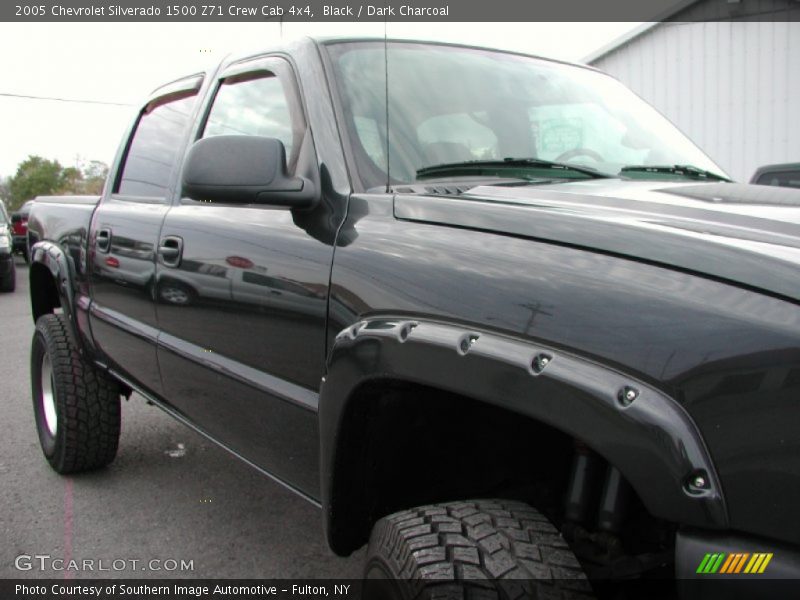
26, 38, 800, 598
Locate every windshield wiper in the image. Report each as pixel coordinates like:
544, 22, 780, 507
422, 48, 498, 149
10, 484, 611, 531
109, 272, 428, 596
416, 158, 613, 181
620, 164, 731, 182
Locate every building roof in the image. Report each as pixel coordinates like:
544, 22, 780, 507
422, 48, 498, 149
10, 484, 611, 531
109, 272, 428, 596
582, 0, 701, 64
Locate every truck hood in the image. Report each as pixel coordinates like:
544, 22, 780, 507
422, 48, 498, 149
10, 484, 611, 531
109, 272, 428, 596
394, 179, 800, 302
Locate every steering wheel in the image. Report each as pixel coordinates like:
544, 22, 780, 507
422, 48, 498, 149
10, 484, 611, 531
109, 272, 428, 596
555, 148, 604, 163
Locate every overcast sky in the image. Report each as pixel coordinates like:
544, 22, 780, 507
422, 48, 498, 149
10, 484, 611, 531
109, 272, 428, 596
0, 22, 639, 178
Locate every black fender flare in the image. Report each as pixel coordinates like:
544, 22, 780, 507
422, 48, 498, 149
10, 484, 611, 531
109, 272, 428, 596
29, 241, 81, 344
319, 317, 728, 555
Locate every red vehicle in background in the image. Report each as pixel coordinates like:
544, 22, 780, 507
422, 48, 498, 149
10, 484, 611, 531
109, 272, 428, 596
11, 200, 34, 261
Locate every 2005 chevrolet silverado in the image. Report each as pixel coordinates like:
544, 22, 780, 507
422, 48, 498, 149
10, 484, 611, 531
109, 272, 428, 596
26, 38, 800, 598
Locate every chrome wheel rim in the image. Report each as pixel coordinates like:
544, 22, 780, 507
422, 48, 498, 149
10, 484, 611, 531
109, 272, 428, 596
41, 353, 57, 437
162, 286, 189, 304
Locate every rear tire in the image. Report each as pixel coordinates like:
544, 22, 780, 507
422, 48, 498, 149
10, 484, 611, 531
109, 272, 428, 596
364, 499, 593, 600
31, 314, 121, 473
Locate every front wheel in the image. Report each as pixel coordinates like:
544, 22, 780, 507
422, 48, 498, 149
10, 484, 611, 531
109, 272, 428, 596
0, 260, 15, 292
157, 279, 196, 306
31, 314, 121, 473
364, 499, 593, 600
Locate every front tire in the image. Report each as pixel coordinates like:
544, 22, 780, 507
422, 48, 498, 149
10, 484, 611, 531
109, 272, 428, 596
364, 499, 593, 600
0, 260, 15, 292
31, 314, 121, 473
157, 279, 196, 306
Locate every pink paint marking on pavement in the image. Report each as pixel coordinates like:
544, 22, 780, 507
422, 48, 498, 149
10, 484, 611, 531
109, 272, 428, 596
63, 478, 74, 580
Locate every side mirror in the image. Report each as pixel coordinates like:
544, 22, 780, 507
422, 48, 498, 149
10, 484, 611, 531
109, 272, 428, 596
181, 135, 317, 208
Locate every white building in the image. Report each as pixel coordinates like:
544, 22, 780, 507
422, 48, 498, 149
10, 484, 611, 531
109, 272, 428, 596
585, 0, 800, 182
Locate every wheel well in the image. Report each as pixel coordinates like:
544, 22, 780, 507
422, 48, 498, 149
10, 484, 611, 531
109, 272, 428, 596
28, 261, 133, 399
329, 379, 576, 553
29, 262, 61, 322
329, 379, 675, 571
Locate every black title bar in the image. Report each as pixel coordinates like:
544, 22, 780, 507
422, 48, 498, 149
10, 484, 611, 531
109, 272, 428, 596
4, 0, 800, 22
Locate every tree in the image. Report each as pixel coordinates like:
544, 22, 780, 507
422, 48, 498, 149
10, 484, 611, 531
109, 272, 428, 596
0, 178, 9, 204
78, 160, 109, 195
5, 156, 110, 211
61, 167, 83, 194
7, 156, 66, 211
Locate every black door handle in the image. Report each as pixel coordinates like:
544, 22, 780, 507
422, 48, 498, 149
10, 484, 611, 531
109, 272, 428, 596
96, 228, 112, 253
158, 236, 183, 268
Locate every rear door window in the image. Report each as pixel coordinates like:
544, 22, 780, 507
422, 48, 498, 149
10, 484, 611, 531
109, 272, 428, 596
116, 91, 199, 198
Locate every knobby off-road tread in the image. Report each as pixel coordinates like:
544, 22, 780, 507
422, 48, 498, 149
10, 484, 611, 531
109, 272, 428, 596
33, 314, 121, 473
366, 499, 594, 600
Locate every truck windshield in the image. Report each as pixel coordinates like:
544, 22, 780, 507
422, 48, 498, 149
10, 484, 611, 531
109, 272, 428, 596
326, 41, 727, 188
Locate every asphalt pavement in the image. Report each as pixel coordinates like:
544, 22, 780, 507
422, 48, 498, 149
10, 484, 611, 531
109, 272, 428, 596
0, 257, 364, 579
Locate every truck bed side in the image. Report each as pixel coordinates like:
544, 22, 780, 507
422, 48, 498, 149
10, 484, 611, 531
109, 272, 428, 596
27, 195, 100, 350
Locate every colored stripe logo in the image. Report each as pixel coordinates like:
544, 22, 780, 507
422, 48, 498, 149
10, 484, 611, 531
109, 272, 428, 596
696, 552, 773, 574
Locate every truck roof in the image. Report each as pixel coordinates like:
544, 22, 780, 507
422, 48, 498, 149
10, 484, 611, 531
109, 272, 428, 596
149, 36, 603, 97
